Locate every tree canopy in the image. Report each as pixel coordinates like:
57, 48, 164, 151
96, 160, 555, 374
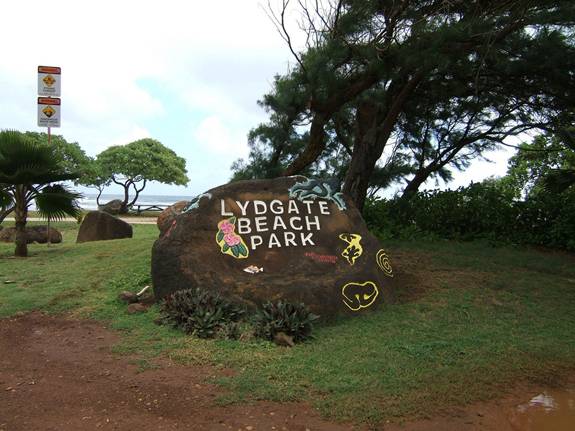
505, 132, 575, 197
95, 138, 189, 212
232, 0, 575, 209
23, 132, 92, 182
0, 130, 81, 257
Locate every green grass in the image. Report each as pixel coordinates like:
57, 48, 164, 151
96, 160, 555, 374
1, 222, 574, 426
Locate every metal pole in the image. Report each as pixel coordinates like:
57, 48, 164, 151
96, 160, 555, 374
47, 126, 52, 248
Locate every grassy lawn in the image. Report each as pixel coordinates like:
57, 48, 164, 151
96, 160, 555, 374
1, 221, 574, 425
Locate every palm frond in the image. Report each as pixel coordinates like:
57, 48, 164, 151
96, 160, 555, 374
0, 186, 14, 209
0, 130, 80, 185
35, 184, 82, 221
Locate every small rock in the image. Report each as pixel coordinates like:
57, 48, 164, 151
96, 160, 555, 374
118, 291, 139, 304
273, 332, 295, 347
127, 303, 147, 314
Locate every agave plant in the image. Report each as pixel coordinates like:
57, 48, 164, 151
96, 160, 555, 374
0, 130, 82, 257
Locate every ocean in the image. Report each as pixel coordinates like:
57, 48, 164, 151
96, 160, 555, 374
79, 194, 193, 210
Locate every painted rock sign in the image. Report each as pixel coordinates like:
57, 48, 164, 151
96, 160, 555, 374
152, 177, 394, 317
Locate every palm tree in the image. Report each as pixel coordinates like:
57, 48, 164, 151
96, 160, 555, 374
0, 130, 82, 257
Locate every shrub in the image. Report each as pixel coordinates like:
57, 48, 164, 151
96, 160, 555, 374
254, 300, 319, 343
160, 288, 246, 339
364, 184, 575, 250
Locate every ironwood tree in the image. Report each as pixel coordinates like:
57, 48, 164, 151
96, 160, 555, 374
232, 0, 575, 210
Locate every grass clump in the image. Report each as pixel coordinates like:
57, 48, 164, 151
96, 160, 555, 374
254, 300, 319, 343
159, 288, 246, 339
160, 289, 319, 344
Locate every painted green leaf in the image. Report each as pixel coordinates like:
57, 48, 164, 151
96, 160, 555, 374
229, 216, 236, 224
238, 243, 248, 256
231, 245, 239, 257
216, 230, 224, 243
223, 243, 229, 252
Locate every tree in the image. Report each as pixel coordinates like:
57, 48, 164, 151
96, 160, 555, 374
24, 132, 92, 179
236, 0, 575, 210
506, 133, 575, 197
96, 138, 189, 213
0, 132, 91, 224
0, 130, 81, 257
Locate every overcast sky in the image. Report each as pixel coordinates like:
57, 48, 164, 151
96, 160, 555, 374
0, 0, 514, 197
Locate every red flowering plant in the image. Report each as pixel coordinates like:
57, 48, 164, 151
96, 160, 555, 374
216, 216, 249, 258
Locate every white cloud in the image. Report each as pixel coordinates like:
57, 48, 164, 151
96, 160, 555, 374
0, 0, 515, 196
0, 2, 299, 194
194, 116, 249, 158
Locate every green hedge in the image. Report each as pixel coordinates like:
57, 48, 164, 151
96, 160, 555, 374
364, 183, 575, 250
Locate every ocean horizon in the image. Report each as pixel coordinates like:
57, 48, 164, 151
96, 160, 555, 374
79, 193, 194, 211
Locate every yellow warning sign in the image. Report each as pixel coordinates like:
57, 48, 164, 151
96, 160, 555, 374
38, 97, 60, 127
38, 65, 61, 96
43, 74, 56, 87
42, 106, 56, 118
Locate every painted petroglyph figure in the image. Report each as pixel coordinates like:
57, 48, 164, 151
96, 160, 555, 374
304, 252, 338, 264
288, 177, 347, 211
376, 249, 394, 277
243, 265, 264, 274
216, 217, 249, 259
339, 233, 363, 265
341, 281, 379, 311
183, 192, 212, 213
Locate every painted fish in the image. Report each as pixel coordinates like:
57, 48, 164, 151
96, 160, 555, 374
243, 265, 264, 274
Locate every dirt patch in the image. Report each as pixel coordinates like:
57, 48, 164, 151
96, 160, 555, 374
2, 313, 572, 431
0, 312, 361, 431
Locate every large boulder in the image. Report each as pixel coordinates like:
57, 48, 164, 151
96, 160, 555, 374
98, 199, 124, 215
152, 177, 395, 318
0, 225, 62, 244
76, 211, 133, 243
157, 200, 190, 236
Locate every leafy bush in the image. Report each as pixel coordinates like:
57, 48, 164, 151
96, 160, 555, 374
254, 301, 319, 343
364, 183, 575, 250
160, 288, 246, 339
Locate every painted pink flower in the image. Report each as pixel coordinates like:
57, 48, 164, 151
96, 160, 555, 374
224, 233, 241, 246
220, 220, 235, 234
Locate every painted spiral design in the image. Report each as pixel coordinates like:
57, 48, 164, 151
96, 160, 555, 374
376, 249, 394, 277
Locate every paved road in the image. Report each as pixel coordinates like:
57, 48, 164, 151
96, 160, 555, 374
4, 217, 157, 225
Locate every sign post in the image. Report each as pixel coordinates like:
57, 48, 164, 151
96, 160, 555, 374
37, 65, 62, 246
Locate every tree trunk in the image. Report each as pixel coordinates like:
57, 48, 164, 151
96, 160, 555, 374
128, 179, 147, 209
343, 73, 424, 210
401, 169, 432, 198
95, 187, 103, 206
283, 114, 328, 176
342, 101, 381, 212
14, 186, 28, 258
120, 183, 130, 214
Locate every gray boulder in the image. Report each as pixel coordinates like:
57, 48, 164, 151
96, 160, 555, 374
0, 225, 62, 244
76, 211, 133, 243
98, 199, 124, 215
